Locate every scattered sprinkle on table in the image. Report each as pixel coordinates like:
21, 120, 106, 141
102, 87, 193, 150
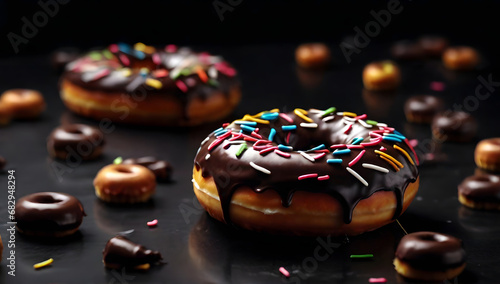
33, 258, 53, 269
430, 81, 445, 91
369, 277, 387, 283
350, 254, 373, 259
147, 219, 158, 227
279, 267, 290, 277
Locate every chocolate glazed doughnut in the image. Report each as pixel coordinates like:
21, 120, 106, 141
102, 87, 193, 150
123, 156, 173, 182
458, 174, 500, 210
47, 124, 105, 160
193, 108, 419, 236
103, 236, 163, 270
15, 192, 86, 237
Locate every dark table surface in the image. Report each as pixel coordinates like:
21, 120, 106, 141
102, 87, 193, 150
1, 42, 500, 284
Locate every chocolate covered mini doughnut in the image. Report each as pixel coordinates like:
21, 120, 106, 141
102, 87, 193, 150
431, 111, 477, 142
475, 138, 500, 172
122, 156, 173, 182
103, 236, 163, 270
404, 95, 445, 124
47, 124, 105, 160
458, 174, 500, 210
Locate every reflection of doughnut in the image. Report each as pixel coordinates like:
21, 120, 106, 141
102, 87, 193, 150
362, 60, 401, 91
94, 164, 156, 203
193, 108, 419, 236
458, 206, 500, 235
431, 111, 477, 142
0, 89, 45, 119
0, 104, 12, 125
362, 89, 397, 120
47, 124, 105, 160
295, 43, 331, 69
404, 95, 445, 124
391, 40, 424, 60
418, 36, 448, 57
475, 138, 500, 172
122, 156, 172, 182
103, 236, 162, 270
394, 231, 466, 281
458, 174, 500, 210
442, 46, 479, 70
15, 192, 86, 237
60, 43, 241, 126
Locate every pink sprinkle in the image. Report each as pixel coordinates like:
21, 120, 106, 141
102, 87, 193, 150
152, 53, 161, 65
109, 44, 119, 53
298, 173, 318, 180
244, 136, 258, 142
222, 123, 230, 128
279, 267, 290, 278
330, 144, 347, 149
347, 145, 364, 149
318, 175, 330, 181
223, 142, 232, 149
274, 149, 291, 158
254, 139, 271, 146
254, 128, 260, 133
253, 144, 273, 150
229, 133, 243, 141
93, 69, 110, 81
165, 44, 177, 53
355, 114, 367, 120
405, 138, 420, 165
208, 138, 224, 151
369, 278, 387, 283
348, 150, 366, 167
379, 146, 387, 151
222, 67, 237, 77
147, 219, 158, 227
343, 124, 352, 134
313, 149, 330, 153
176, 80, 188, 92
361, 138, 382, 147
286, 132, 291, 144
313, 152, 326, 160
259, 146, 277, 155
279, 113, 294, 123
370, 132, 383, 138
198, 52, 211, 64
119, 54, 130, 66
430, 81, 445, 92
408, 139, 418, 147
152, 69, 168, 78
251, 131, 263, 139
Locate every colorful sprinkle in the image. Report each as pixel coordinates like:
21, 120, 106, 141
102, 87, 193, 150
321, 107, 336, 117
298, 173, 318, 180
300, 122, 318, 128
327, 159, 343, 164
382, 136, 402, 143
343, 124, 352, 134
109, 44, 119, 53
355, 114, 367, 120
33, 258, 53, 269
196, 67, 208, 83
113, 157, 123, 164
322, 116, 335, 122
393, 145, 415, 165
282, 125, 297, 131
333, 149, 351, 155
259, 146, 277, 155
208, 138, 224, 151
279, 113, 294, 123
208, 66, 218, 79
366, 120, 378, 125
330, 144, 347, 149
405, 138, 420, 165
358, 119, 373, 128
234, 120, 257, 126
343, 112, 357, 117
165, 44, 177, 53
250, 162, 271, 174
350, 254, 373, 259
240, 125, 256, 133
375, 150, 403, 168
379, 146, 387, 151
261, 112, 280, 120
360, 138, 382, 147
235, 143, 248, 157
145, 78, 163, 89
346, 167, 368, 186
201, 137, 210, 146
351, 137, 364, 145
369, 278, 387, 283
430, 81, 445, 91
147, 219, 158, 227
279, 267, 290, 277
152, 53, 162, 65
81, 68, 110, 82
309, 144, 326, 151
119, 54, 130, 66
278, 144, 293, 152
133, 50, 146, 60
362, 163, 389, 173
152, 69, 168, 78
318, 175, 330, 181
348, 150, 366, 167
294, 108, 314, 123
347, 145, 364, 149
378, 155, 400, 171
313, 152, 326, 160
175, 80, 188, 92
89, 51, 102, 61
242, 115, 270, 125
274, 149, 291, 158
268, 128, 276, 142
286, 132, 291, 144
299, 151, 315, 162
205, 154, 211, 160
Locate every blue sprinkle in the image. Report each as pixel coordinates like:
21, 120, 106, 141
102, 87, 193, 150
241, 125, 256, 133
215, 129, 228, 137
393, 130, 406, 139
385, 133, 406, 140
268, 128, 276, 142
140, 70, 148, 77
351, 137, 364, 145
333, 149, 351, 155
309, 144, 326, 151
134, 50, 146, 60
278, 144, 293, 152
118, 43, 131, 54
383, 136, 403, 143
327, 159, 343, 164
212, 127, 224, 135
235, 121, 257, 126
282, 125, 297, 131
260, 112, 279, 120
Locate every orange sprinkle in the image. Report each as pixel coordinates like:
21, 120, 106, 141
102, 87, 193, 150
393, 145, 415, 165
378, 155, 399, 171
196, 67, 208, 83
375, 150, 404, 168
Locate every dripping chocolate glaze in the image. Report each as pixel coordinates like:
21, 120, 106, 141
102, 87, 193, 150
194, 110, 419, 225
103, 236, 163, 268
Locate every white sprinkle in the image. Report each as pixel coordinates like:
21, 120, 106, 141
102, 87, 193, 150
362, 163, 389, 173
308, 109, 324, 114
300, 123, 318, 128
337, 112, 344, 116
196, 147, 201, 155
322, 116, 335, 122
358, 119, 373, 128
205, 154, 211, 160
226, 140, 244, 145
208, 66, 218, 79
377, 123, 388, 127
343, 116, 356, 122
249, 162, 271, 174
346, 167, 369, 186
201, 137, 210, 146
342, 119, 354, 125
192, 179, 201, 190
299, 151, 315, 162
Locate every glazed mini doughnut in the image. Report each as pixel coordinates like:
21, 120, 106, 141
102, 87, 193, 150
458, 174, 500, 210
431, 111, 477, 142
0, 89, 45, 119
47, 124, 105, 160
94, 164, 156, 203
404, 95, 445, 124
295, 43, 331, 69
0, 104, 12, 126
60, 43, 241, 126
391, 40, 424, 60
474, 138, 500, 172
15, 192, 86, 237
103, 236, 163, 270
122, 156, 173, 182
362, 60, 401, 91
418, 35, 448, 57
394, 231, 466, 281
193, 108, 420, 236
442, 46, 480, 70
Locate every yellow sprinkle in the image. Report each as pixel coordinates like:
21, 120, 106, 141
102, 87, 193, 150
342, 112, 357, 117
375, 150, 404, 168
295, 108, 308, 115
34, 258, 53, 269
140, 67, 149, 75
294, 108, 313, 123
134, 263, 151, 270
379, 155, 400, 171
146, 78, 163, 89
120, 68, 131, 77
134, 42, 147, 52
242, 115, 270, 124
393, 145, 415, 165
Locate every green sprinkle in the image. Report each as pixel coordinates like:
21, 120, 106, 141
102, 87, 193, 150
113, 157, 123, 164
235, 143, 248, 157
350, 254, 373, 259
102, 50, 114, 59
208, 79, 219, 86
180, 68, 192, 76
89, 52, 102, 61
321, 107, 336, 117
366, 120, 378, 126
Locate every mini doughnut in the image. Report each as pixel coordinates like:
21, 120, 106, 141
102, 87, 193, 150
442, 46, 480, 70
458, 174, 500, 210
0, 104, 12, 126
362, 60, 401, 91
431, 111, 477, 142
193, 108, 419, 236
60, 43, 241, 126
391, 40, 424, 60
122, 156, 173, 182
404, 95, 445, 124
15, 192, 86, 237
103, 236, 163, 270
474, 138, 500, 172
418, 35, 448, 57
295, 43, 331, 69
0, 89, 45, 119
94, 164, 156, 203
394, 231, 466, 281
47, 124, 105, 160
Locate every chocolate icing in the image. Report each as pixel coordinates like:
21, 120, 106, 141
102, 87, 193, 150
404, 95, 445, 123
395, 231, 466, 271
15, 192, 86, 233
103, 236, 162, 268
47, 124, 104, 155
194, 109, 419, 225
123, 156, 172, 181
458, 174, 500, 202
432, 111, 477, 142
51, 47, 81, 71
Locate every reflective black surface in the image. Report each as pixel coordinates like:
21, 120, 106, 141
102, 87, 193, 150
1, 42, 500, 283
